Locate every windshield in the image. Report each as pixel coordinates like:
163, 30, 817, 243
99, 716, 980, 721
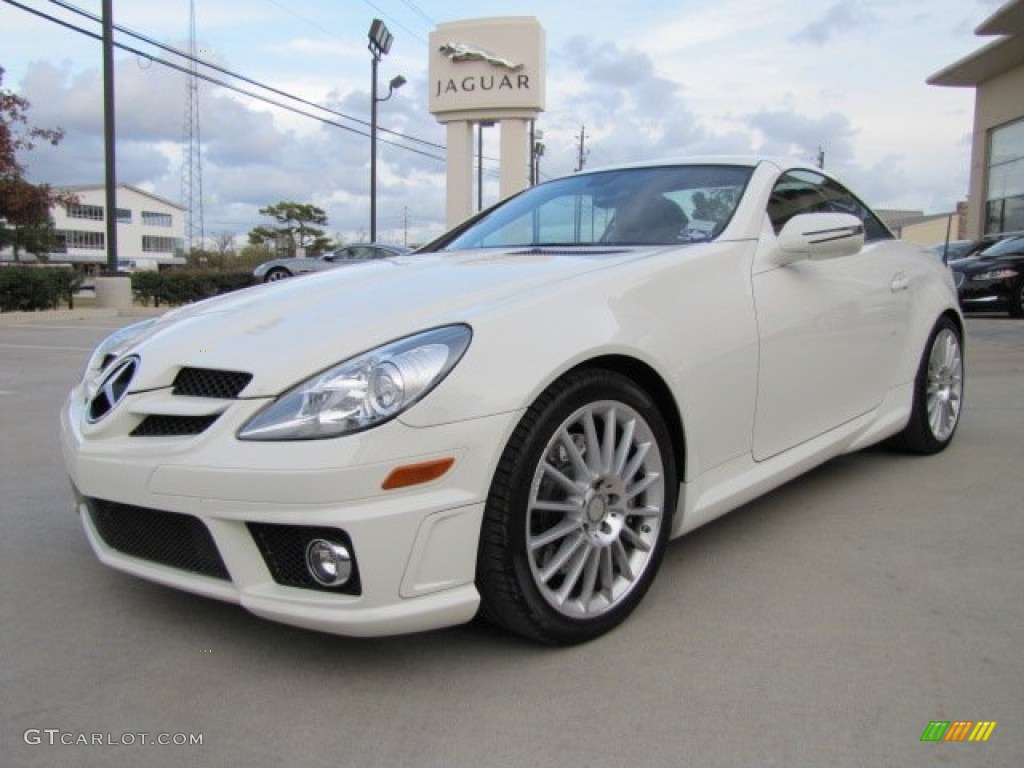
436, 165, 753, 251
978, 236, 1024, 258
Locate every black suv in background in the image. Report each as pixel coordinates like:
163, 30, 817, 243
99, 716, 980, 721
951, 235, 1024, 317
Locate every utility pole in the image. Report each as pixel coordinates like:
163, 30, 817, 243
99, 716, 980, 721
816, 146, 825, 169
530, 124, 545, 186
101, 0, 118, 274
575, 124, 589, 173
403, 206, 409, 246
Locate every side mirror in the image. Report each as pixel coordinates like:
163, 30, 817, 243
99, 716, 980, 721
774, 212, 865, 266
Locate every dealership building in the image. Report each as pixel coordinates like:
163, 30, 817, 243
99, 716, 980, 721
930, 0, 1024, 238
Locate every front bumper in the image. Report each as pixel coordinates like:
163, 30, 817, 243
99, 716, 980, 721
956, 276, 1015, 311
62, 383, 521, 637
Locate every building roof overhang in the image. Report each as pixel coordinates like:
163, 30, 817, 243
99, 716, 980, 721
59, 183, 185, 212
976, 0, 1024, 35
927, 33, 1024, 87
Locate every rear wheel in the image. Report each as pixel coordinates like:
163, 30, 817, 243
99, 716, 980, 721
894, 317, 964, 454
264, 268, 291, 282
477, 369, 676, 644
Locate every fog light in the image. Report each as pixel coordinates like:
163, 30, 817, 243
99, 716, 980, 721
305, 539, 352, 587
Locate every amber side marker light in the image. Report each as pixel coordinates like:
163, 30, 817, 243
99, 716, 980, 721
382, 458, 455, 490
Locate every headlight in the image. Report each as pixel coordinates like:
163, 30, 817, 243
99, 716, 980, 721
971, 268, 1018, 281
83, 316, 163, 377
237, 325, 472, 440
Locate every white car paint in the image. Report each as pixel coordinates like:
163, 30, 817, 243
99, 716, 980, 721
61, 157, 962, 642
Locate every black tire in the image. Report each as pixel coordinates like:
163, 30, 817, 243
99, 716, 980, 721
476, 369, 677, 644
1009, 279, 1024, 318
893, 316, 964, 454
264, 268, 291, 283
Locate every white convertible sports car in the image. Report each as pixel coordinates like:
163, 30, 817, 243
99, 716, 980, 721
61, 157, 964, 644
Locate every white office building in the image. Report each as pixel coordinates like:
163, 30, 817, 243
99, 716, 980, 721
1, 184, 186, 272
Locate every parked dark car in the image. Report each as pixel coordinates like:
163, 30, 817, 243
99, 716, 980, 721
951, 235, 1024, 317
927, 239, 991, 263
254, 243, 412, 282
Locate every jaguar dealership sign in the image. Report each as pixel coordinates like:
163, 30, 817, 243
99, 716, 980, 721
429, 17, 546, 225
429, 19, 545, 116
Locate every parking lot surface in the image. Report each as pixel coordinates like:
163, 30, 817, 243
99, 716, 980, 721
1, 312, 1021, 767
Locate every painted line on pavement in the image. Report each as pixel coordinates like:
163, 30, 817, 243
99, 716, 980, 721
10, 324, 122, 331
0, 343, 93, 352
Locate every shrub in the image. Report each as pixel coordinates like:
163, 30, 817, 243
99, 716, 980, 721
0, 266, 82, 312
131, 269, 256, 307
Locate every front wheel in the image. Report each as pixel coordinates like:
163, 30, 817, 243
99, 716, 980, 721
264, 268, 291, 282
893, 316, 964, 454
477, 369, 677, 644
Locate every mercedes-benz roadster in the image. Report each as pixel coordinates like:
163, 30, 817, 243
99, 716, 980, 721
62, 157, 964, 644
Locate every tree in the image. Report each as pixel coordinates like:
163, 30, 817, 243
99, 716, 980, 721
691, 188, 739, 224
0, 177, 59, 259
235, 242, 274, 270
1, 66, 73, 261
247, 202, 333, 258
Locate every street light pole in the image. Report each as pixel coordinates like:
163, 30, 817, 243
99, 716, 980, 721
367, 19, 403, 243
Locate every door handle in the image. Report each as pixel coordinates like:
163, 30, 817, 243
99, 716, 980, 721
891, 273, 910, 292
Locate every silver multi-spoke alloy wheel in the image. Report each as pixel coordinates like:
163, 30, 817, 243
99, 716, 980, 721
926, 327, 963, 442
477, 369, 676, 644
895, 316, 964, 455
526, 400, 666, 619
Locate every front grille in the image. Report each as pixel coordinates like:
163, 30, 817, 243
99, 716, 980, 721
87, 499, 230, 581
173, 368, 252, 399
247, 523, 361, 594
131, 414, 220, 437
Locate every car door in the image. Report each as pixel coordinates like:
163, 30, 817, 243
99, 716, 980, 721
751, 169, 911, 460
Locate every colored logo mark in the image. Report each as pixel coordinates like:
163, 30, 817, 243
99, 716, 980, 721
921, 721, 997, 742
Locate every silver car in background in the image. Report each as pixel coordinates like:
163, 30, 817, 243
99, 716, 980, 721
254, 243, 412, 282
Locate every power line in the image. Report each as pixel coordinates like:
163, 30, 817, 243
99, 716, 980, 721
4, 0, 449, 163
355, 0, 428, 45
261, 0, 350, 45
395, 0, 435, 27
45, 0, 446, 151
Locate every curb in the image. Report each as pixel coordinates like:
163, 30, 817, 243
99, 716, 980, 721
0, 306, 167, 326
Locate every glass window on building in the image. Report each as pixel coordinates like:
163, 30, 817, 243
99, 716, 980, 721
55, 229, 106, 250
142, 211, 173, 227
986, 118, 1024, 235
143, 236, 183, 253
116, 208, 132, 223
67, 203, 104, 220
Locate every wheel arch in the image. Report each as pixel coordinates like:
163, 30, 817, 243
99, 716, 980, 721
942, 308, 965, 349
561, 354, 687, 483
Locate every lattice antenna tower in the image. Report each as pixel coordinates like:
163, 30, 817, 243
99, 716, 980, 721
181, 0, 205, 254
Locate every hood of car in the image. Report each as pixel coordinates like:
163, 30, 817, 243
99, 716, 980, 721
951, 252, 1024, 274
125, 247, 648, 396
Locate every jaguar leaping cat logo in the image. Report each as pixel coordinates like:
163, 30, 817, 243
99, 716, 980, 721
439, 43, 523, 72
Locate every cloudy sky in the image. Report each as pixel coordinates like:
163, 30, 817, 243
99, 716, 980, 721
0, 0, 1003, 246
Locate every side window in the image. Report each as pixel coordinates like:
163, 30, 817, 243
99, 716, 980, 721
767, 170, 893, 242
